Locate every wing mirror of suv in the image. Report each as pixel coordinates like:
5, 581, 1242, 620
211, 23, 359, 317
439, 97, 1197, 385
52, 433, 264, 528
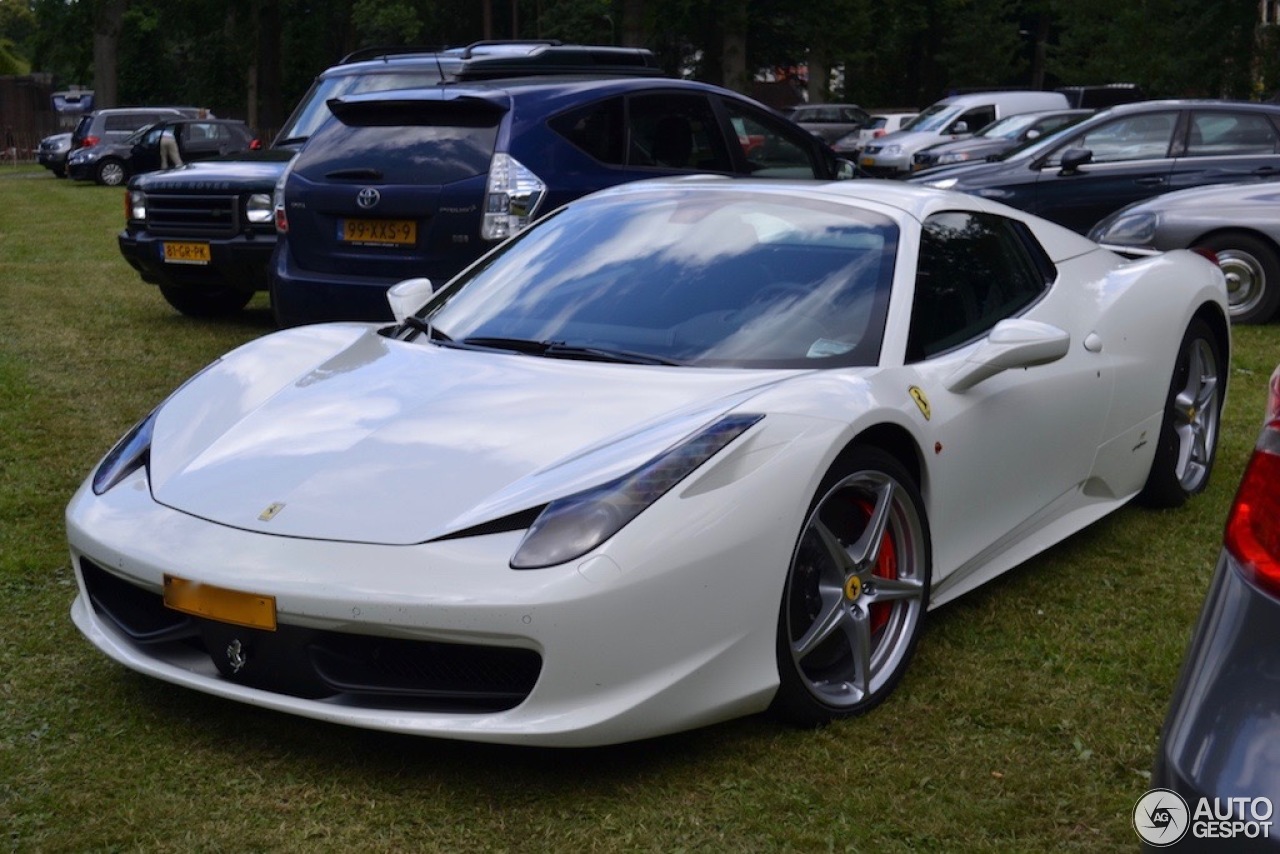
387, 277, 435, 324
944, 318, 1070, 393
1059, 148, 1093, 175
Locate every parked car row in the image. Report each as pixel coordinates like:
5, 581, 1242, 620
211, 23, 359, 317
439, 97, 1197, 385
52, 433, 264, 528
117, 42, 847, 323
67, 117, 258, 186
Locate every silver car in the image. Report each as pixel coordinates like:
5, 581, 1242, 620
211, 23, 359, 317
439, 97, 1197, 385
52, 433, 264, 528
1090, 180, 1280, 324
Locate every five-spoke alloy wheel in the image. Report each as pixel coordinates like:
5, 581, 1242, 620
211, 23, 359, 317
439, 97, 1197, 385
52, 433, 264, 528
773, 447, 931, 725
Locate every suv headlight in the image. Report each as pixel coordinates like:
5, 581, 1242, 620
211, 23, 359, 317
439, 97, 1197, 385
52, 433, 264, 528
482, 154, 546, 241
245, 193, 273, 224
128, 190, 146, 221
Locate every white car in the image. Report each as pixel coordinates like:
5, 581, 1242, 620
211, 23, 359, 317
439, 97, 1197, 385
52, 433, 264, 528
67, 178, 1229, 746
832, 112, 918, 157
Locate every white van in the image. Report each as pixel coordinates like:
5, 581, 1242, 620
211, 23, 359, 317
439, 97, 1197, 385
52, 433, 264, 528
858, 90, 1069, 176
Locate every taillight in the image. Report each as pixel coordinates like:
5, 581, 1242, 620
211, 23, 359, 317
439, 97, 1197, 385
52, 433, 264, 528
1225, 365, 1280, 596
81, 135, 99, 148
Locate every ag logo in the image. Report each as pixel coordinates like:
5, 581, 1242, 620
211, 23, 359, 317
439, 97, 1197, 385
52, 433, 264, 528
1133, 788, 1189, 846
356, 187, 380, 209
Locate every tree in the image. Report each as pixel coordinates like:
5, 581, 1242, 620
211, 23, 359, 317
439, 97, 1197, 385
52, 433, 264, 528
93, 0, 128, 107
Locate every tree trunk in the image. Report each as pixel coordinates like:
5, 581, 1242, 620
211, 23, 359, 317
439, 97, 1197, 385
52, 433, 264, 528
807, 54, 828, 103
92, 0, 128, 108
254, 0, 284, 139
720, 1, 748, 94
621, 0, 645, 47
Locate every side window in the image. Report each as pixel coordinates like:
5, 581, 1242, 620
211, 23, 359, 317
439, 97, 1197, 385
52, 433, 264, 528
1185, 112, 1280, 156
953, 107, 995, 134
719, 99, 821, 178
907, 211, 1051, 362
627, 94, 734, 172
105, 114, 144, 132
548, 97, 625, 165
1064, 112, 1177, 163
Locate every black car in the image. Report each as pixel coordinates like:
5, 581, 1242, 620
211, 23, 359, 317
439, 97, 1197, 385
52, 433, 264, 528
271, 75, 846, 327
118, 41, 667, 319
1146, 363, 1280, 850
911, 100, 1280, 234
67, 118, 257, 186
910, 109, 1091, 171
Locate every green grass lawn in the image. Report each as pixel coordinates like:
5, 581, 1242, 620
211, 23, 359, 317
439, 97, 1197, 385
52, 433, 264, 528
1, 164, 1276, 851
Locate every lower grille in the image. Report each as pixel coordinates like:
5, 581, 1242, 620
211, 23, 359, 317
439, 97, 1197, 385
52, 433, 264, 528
79, 559, 541, 712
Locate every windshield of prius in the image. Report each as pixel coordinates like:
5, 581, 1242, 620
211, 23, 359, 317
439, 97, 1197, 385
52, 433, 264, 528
420, 188, 899, 368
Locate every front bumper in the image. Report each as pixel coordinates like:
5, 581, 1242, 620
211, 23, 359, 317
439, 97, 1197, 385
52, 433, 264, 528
119, 229, 275, 293
64, 424, 821, 745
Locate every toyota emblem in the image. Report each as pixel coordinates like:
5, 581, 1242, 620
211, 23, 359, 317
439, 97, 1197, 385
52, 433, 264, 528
356, 187, 380, 209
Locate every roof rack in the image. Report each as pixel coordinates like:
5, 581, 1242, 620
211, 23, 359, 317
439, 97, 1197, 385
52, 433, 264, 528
339, 45, 448, 64
336, 41, 664, 80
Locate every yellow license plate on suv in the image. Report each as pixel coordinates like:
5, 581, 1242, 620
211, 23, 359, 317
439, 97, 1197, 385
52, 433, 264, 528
338, 218, 417, 246
162, 241, 211, 264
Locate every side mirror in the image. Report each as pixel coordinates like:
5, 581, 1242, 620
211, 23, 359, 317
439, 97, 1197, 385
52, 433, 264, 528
1059, 148, 1092, 175
1024, 129, 1042, 141
835, 158, 857, 180
386, 277, 434, 324
950, 121, 969, 135
944, 319, 1070, 392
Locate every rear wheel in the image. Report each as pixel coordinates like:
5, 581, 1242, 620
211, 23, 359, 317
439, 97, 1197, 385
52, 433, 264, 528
772, 447, 931, 726
159, 285, 253, 318
1201, 232, 1280, 324
1137, 318, 1224, 508
95, 158, 127, 187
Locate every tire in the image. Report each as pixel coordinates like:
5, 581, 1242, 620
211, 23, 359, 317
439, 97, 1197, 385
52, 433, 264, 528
1137, 318, 1224, 509
1201, 232, 1280, 324
159, 285, 253, 318
771, 447, 931, 726
95, 158, 127, 187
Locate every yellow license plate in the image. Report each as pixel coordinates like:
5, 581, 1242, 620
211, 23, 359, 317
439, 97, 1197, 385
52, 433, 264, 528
163, 574, 277, 631
339, 218, 417, 246
860, 157, 875, 168
162, 241, 211, 264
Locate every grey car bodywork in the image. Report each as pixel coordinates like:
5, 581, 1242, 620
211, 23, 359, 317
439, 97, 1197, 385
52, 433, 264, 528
1089, 180, 1280, 323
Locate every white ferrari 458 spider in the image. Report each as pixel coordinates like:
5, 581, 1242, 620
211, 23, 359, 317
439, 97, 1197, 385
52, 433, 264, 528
68, 179, 1228, 746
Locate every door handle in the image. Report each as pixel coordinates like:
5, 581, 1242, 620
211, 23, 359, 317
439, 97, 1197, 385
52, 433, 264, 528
1134, 177, 1166, 187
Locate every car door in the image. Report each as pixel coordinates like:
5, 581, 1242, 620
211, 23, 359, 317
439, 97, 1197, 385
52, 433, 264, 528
1030, 109, 1180, 232
1169, 108, 1280, 191
900, 210, 1112, 591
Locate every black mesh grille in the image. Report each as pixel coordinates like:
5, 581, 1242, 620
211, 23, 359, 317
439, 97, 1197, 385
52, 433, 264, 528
78, 557, 541, 712
143, 193, 240, 237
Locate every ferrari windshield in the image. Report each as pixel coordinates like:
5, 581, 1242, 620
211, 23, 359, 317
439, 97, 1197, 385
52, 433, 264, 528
423, 187, 898, 368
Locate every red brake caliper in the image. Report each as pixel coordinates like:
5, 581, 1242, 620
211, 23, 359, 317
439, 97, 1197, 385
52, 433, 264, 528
855, 497, 898, 635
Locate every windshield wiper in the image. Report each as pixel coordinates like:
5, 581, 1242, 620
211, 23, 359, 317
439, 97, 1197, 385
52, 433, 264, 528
459, 337, 679, 365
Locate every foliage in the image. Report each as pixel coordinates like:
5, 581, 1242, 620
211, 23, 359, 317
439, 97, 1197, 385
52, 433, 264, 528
3, 0, 1278, 117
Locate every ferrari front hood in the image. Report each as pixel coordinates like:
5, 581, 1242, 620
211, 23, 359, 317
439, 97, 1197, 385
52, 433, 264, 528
148, 327, 794, 545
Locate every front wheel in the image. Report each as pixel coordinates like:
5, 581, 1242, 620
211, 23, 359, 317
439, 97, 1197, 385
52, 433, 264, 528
159, 285, 253, 318
95, 158, 127, 187
771, 447, 931, 726
1137, 318, 1224, 508
1201, 232, 1280, 324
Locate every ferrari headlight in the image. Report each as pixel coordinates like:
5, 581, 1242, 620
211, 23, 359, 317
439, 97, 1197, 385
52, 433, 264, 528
510, 414, 764, 569
923, 177, 959, 190
1089, 212, 1157, 247
92, 408, 159, 495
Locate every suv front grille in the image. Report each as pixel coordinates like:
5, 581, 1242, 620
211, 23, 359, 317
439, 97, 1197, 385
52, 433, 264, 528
144, 193, 241, 238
